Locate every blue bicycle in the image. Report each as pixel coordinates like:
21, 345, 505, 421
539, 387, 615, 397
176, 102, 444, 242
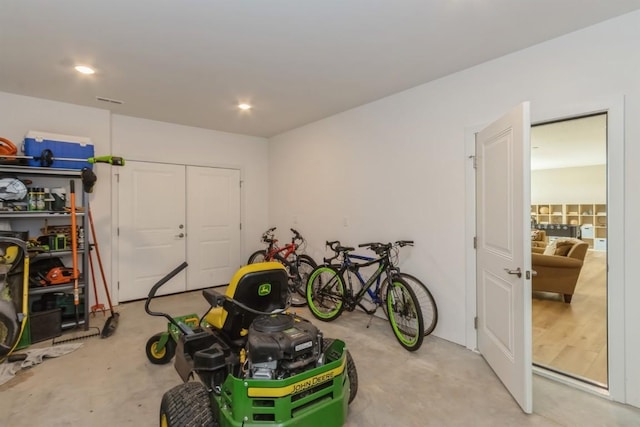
306, 241, 436, 351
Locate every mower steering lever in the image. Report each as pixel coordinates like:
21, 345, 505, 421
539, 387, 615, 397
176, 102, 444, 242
146, 262, 188, 300
144, 262, 189, 331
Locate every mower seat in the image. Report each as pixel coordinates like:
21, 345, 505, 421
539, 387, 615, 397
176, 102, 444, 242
203, 262, 289, 341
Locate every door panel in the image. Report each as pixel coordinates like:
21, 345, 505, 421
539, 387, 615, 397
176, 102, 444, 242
117, 162, 186, 301
186, 166, 241, 291
476, 102, 532, 413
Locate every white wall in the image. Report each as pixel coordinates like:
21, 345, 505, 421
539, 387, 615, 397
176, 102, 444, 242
532, 165, 606, 203
268, 11, 640, 407
0, 92, 270, 308
111, 114, 270, 264
0, 91, 113, 303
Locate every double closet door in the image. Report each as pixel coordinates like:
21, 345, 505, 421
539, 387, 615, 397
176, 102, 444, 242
117, 161, 241, 301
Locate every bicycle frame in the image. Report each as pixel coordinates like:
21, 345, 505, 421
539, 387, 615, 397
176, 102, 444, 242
344, 254, 384, 302
330, 253, 393, 314
265, 241, 297, 262
260, 228, 305, 265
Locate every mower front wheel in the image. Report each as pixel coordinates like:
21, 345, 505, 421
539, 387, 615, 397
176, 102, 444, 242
146, 332, 176, 365
160, 382, 218, 427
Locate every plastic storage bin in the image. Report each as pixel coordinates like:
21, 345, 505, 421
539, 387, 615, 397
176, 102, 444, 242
580, 225, 594, 238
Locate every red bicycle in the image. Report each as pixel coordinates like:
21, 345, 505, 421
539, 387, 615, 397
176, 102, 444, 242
247, 227, 317, 306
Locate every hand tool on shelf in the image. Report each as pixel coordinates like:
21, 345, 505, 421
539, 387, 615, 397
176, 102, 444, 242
70, 180, 80, 327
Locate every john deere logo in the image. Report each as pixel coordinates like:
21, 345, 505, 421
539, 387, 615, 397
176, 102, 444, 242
258, 283, 271, 296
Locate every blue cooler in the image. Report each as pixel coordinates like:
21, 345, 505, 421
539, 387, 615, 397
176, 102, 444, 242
22, 131, 94, 170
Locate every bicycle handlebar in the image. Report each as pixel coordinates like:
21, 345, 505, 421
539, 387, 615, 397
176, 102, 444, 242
290, 228, 302, 242
260, 227, 308, 245
326, 240, 354, 253
323, 240, 356, 263
261, 227, 278, 244
359, 240, 414, 255
323, 239, 414, 264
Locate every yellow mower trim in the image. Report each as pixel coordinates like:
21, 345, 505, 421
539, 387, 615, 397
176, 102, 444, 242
247, 356, 346, 398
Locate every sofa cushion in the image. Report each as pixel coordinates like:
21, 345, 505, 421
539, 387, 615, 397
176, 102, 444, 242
543, 238, 581, 256
543, 241, 557, 255
554, 240, 575, 256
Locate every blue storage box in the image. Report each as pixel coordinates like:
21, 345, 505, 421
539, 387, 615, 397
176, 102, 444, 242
22, 131, 94, 170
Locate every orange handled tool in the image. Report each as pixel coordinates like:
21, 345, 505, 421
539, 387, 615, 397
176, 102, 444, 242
70, 180, 80, 326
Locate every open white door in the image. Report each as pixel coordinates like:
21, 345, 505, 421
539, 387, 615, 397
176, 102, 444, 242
185, 166, 241, 290
476, 102, 532, 413
117, 161, 187, 301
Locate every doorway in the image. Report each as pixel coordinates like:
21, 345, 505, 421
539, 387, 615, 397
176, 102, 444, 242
530, 113, 608, 388
116, 161, 241, 302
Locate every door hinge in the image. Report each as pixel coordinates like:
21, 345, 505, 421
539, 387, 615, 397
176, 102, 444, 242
115, 173, 119, 183
239, 223, 242, 230
473, 236, 477, 249
117, 281, 120, 290
117, 227, 120, 236
469, 155, 477, 169
474, 316, 478, 329
240, 180, 243, 188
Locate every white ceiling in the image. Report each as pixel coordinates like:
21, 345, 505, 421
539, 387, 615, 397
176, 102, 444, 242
531, 114, 607, 171
1, 1, 640, 138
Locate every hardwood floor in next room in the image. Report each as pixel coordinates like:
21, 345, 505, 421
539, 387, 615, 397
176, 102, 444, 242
532, 250, 607, 385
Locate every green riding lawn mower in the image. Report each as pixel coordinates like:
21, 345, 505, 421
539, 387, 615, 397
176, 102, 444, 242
145, 261, 358, 427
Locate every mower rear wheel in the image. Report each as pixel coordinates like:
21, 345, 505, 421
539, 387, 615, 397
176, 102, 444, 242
323, 338, 358, 404
160, 382, 218, 427
146, 332, 176, 365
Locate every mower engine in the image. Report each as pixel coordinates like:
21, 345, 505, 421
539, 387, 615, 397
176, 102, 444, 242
246, 314, 321, 380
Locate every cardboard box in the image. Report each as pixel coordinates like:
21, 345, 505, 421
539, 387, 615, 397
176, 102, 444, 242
22, 131, 94, 170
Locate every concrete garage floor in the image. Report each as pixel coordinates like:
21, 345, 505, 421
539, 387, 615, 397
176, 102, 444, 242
2, 290, 640, 427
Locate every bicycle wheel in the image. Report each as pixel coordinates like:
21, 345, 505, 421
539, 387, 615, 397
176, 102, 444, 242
382, 273, 438, 336
386, 277, 424, 351
306, 266, 345, 321
247, 250, 268, 264
288, 255, 317, 306
269, 254, 304, 307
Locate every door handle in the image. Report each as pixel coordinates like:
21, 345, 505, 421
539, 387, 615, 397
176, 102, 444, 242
504, 267, 522, 278
176, 233, 184, 238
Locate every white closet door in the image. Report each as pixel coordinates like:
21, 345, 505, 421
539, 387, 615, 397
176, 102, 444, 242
185, 166, 241, 290
117, 161, 186, 301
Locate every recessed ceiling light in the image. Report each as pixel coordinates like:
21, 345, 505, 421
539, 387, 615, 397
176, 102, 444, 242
74, 65, 95, 75
238, 103, 252, 111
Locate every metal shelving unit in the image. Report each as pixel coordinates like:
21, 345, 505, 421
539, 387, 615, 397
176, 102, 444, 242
0, 165, 90, 341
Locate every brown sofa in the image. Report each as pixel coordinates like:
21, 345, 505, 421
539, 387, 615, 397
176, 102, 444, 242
531, 238, 589, 303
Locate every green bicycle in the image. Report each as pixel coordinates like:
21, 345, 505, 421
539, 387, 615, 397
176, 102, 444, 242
306, 241, 425, 351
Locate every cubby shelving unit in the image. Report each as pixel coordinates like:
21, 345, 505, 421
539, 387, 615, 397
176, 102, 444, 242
531, 203, 607, 249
